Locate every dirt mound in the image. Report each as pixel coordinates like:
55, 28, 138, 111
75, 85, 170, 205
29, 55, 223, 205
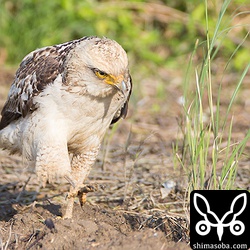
0, 202, 189, 250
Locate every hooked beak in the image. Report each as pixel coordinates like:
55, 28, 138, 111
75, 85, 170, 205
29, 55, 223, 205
114, 80, 127, 96
104, 74, 127, 96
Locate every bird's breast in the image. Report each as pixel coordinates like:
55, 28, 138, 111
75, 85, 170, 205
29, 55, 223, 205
65, 90, 125, 153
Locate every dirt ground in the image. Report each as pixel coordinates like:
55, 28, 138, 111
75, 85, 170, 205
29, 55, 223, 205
0, 64, 249, 249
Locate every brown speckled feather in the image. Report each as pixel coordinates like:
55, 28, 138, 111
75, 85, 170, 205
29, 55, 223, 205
0, 37, 89, 130
0, 36, 132, 219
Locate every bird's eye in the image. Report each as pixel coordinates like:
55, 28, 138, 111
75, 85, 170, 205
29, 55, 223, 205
93, 69, 108, 79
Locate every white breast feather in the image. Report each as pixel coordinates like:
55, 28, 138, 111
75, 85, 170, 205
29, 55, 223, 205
0, 36, 132, 184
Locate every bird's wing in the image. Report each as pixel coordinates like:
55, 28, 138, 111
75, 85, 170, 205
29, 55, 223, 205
0, 47, 62, 130
111, 74, 132, 125
0, 38, 87, 130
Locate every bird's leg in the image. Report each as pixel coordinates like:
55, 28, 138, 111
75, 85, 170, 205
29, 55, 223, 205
35, 141, 71, 186
63, 147, 99, 219
77, 184, 98, 206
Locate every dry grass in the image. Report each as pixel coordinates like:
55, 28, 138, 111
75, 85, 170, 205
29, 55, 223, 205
0, 42, 249, 248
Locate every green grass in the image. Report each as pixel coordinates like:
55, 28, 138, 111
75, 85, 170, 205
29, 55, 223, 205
0, 0, 249, 194
173, 0, 250, 193
0, 0, 248, 72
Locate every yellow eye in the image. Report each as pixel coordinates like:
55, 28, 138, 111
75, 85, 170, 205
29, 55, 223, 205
94, 69, 108, 79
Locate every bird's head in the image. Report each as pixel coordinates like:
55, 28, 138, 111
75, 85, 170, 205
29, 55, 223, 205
65, 37, 131, 98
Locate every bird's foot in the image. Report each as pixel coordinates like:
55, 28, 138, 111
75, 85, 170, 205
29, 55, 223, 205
63, 184, 100, 219
77, 184, 98, 206
63, 187, 78, 219
63, 196, 74, 219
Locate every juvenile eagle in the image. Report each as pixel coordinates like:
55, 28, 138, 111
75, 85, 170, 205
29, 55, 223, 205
0, 36, 132, 218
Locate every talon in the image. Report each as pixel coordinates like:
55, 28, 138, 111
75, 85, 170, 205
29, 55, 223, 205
77, 184, 99, 206
79, 184, 98, 193
78, 193, 87, 207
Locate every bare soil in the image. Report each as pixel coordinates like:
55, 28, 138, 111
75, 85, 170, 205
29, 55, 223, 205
0, 66, 249, 249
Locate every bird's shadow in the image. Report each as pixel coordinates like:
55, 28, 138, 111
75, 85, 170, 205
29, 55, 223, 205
0, 189, 18, 221
36, 203, 62, 217
0, 183, 62, 221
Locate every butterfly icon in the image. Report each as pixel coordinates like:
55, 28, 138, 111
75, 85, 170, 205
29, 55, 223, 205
193, 193, 247, 241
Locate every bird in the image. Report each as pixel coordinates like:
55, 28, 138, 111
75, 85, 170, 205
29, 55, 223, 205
0, 36, 132, 218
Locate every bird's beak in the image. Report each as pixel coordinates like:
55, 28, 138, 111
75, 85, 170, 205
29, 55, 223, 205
120, 80, 127, 93
114, 80, 127, 97
105, 75, 126, 96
